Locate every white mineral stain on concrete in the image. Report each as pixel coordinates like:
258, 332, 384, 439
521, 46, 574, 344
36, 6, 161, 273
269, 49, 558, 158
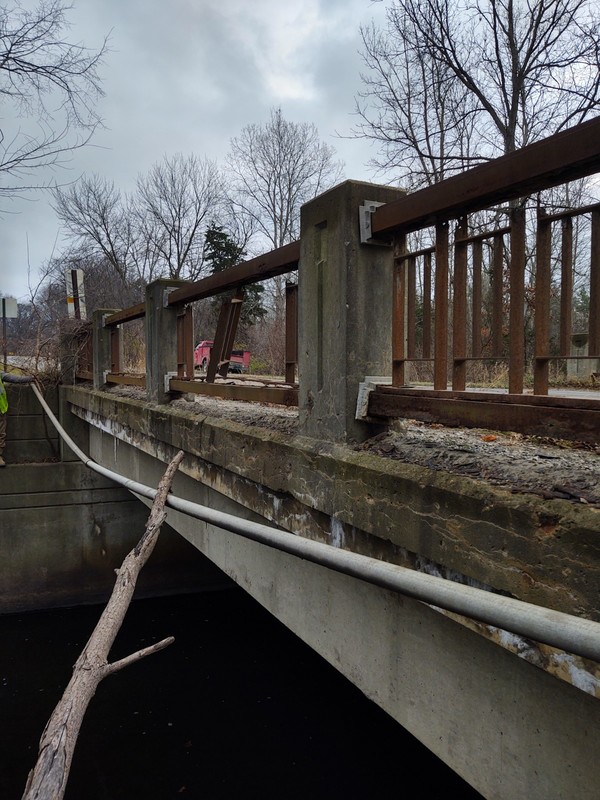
330, 517, 345, 548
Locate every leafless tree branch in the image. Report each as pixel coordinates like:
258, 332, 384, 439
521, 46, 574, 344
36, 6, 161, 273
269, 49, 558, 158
21, 450, 184, 800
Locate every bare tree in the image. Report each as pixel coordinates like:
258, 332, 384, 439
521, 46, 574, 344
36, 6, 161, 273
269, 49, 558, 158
354, 0, 600, 186
52, 175, 133, 283
22, 452, 183, 800
355, 18, 480, 188
0, 0, 107, 198
135, 153, 225, 282
226, 107, 344, 364
227, 107, 344, 250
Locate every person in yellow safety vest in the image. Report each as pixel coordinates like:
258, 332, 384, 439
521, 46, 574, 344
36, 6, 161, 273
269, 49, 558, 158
0, 371, 35, 467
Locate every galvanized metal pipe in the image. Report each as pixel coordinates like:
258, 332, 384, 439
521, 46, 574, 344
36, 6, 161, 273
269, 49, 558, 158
31, 383, 600, 663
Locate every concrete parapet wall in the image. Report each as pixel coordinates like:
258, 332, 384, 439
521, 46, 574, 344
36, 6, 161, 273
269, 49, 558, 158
63, 385, 600, 623
3, 384, 59, 464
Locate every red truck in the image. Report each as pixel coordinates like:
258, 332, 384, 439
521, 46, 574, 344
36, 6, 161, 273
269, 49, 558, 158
194, 340, 251, 374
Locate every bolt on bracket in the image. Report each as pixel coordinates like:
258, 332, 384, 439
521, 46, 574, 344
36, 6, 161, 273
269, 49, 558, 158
164, 371, 177, 393
359, 201, 392, 246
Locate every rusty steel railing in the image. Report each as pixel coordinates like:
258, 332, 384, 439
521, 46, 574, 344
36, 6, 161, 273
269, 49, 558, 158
78, 242, 300, 405
365, 116, 600, 441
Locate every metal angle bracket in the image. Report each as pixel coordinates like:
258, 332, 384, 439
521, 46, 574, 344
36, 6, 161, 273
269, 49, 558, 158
163, 287, 178, 308
164, 371, 177, 393
359, 201, 392, 246
356, 376, 393, 421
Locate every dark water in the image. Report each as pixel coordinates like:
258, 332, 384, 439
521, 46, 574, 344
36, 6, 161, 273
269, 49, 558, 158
1, 588, 483, 799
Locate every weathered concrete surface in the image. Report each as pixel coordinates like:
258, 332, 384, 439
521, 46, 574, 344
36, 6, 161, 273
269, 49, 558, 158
63, 385, 600, 623
3, 384, 59, 463
298, 180, 405, 444
67, 391, 600, 800
0, 383, 231, 613
145, 279, 188, 403
0, 461, 230, 613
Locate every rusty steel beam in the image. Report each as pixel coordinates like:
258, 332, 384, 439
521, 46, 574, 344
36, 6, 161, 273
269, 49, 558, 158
169, 378, 298, 406
452, 217, 468, 391
392, 234, 407, 386
560, 217, 574, 358
508, 208, 526, 395
491, 233, 505, 358
544, 202, 600, 224
455, 225, 511, 244
372, 384, 600, 408
534, 211, 552, 395
396, 245, 435, 260
371, 116, 600, 237
110, 327, 121, 374
367, 387, 600, 444
176, 305, 194, 379
104, 303, 146, 327
434, 222, 449, 390
590, 210, 600, 355
167, 241, 300, 307
285, 283, 298, 384
422, 251, 432, 360
206, 291, 244, 382
472, 239, 483, 360
407, 255, 416, 359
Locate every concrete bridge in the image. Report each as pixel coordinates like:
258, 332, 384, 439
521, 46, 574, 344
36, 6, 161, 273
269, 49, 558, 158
5, 126, 600, 799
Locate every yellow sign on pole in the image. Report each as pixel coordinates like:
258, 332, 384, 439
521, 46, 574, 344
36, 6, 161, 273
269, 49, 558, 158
65, 269, 87, 320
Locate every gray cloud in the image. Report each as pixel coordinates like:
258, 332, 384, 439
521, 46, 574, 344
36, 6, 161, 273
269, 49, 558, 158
1, 0, 388, 300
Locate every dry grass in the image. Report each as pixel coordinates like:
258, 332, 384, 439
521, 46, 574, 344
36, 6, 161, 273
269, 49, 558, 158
406, 359, 600, 392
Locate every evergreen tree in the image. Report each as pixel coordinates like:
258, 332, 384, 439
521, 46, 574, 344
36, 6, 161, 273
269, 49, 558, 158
203, 224, 266, 326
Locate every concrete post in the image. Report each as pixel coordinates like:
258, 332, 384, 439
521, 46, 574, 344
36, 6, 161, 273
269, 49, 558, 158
145, 279, 188, 404
298, 180, 405, 443
92, 309, 119, 389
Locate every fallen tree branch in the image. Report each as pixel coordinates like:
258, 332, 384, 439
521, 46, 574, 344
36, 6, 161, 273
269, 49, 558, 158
22, 450, 185, 800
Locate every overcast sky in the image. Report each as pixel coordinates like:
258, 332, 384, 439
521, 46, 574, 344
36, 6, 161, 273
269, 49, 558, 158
2, 0, 391, 301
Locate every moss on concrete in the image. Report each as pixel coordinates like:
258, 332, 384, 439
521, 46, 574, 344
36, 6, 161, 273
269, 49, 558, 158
63, 385, 600, 621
